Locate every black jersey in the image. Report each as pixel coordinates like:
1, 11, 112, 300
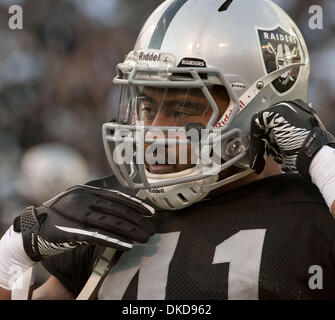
42, 173, 335, 300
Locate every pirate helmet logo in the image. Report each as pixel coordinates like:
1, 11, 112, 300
258, 26, 302, 94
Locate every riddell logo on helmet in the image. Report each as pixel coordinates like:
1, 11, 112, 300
139, 51, 161, 62
149, 188, 165, 194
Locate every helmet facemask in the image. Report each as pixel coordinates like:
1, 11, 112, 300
102, 53, 256, 209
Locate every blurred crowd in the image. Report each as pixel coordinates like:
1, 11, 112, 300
0, 0, 334, 236
0, 0, 162, 235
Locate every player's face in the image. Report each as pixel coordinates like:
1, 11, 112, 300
137, 86, 230, 174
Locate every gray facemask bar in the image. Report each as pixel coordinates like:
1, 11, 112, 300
115, 65, 238, 127
103, 62, 305, 189
103, 123, 245, 189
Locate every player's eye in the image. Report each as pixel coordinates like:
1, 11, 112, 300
141, 104, 157, 120
173, 109, 194, 118
173, 103, 203, 118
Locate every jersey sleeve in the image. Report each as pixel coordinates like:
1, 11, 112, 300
41, 244, 96, 297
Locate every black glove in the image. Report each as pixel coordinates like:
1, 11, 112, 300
249, 99, 335, 178
13, 185, 156, 262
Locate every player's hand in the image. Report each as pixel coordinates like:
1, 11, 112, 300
249, 99, 335, 178
13, 185, 156, 261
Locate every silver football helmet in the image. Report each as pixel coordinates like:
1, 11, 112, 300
103, 0, 310, 210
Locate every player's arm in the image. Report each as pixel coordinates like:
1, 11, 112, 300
0, 286, 35, 300
0, 185, 155, 299
0, 276, 73, 300
32, 276, 75, 300
249, 99, 335, 218
0, 287, 11, 300
308, 143, 335, 217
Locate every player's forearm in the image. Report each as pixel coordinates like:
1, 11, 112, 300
32, 276, 75, 300
309, 146, 335, 218
0, 287, 11, 300
0, 226, 35, 295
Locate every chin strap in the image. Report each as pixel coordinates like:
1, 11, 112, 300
201, 168, 254, 193
76, 247, 116, 300
10, 249, 116, 300
76, 190, 148, 300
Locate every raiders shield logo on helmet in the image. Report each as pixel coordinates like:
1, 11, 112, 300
258, 26, 302, 94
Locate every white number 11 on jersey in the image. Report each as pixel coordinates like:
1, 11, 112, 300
99, 229, 266, 300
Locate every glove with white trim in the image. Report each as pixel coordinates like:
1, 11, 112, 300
249, 99, 335, 178
13, 185, 156, 262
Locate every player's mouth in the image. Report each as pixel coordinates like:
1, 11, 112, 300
148, 164, 175, 174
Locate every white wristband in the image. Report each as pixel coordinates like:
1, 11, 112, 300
309, 145, 335, 211
0, 226, 36, 290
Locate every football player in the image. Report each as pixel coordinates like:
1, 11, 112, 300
1, 0, 335, 300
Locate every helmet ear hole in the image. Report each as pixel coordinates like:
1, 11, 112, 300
177, 193, 188, 203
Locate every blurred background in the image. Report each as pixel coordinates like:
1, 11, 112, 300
0, 0, 334, 237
